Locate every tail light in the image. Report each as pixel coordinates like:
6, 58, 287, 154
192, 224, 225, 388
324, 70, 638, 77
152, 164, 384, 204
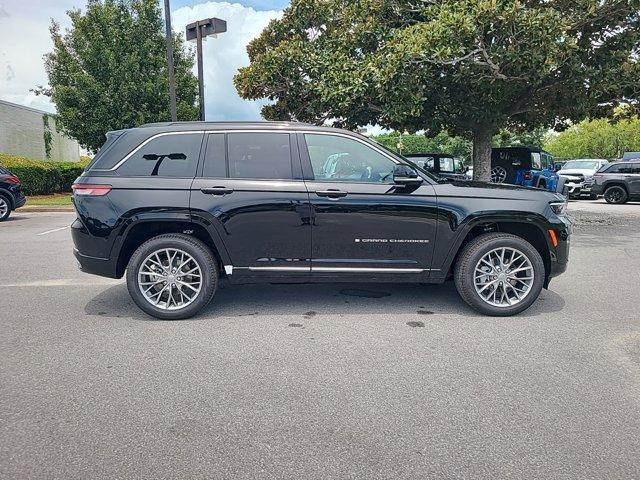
4, 175, 20, 185
72, 184, 112, 196
524, 172, 532, 180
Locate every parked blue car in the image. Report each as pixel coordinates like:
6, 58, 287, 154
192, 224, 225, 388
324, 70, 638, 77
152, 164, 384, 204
491, 147, 560, 192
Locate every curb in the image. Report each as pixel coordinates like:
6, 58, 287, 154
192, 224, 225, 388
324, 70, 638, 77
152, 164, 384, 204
19, 206, 75, 213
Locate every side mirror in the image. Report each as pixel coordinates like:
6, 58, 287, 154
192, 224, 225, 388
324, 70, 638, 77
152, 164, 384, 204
393, 164, 423, 186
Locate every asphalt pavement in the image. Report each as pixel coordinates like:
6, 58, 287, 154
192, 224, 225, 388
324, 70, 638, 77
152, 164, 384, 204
1, 203, 640, 479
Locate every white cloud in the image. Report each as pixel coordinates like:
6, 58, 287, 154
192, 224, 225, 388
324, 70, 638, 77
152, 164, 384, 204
172, 1, 282, 120
0, 0, 282, 120
0, 0, 77, 112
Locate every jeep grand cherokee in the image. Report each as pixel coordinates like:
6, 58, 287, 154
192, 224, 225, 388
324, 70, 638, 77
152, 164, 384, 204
71, 122, 570, 319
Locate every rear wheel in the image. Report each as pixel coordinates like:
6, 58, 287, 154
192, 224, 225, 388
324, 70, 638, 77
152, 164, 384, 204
604, 185, 628, 204
126, 234, 218, 320
454, 233, 545, 316
0, 194, 11, 222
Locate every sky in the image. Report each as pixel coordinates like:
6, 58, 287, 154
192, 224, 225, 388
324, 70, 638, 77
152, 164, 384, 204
0, 0, 287, 119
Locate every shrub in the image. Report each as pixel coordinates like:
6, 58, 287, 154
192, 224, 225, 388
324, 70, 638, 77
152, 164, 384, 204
0, 154, 86, 195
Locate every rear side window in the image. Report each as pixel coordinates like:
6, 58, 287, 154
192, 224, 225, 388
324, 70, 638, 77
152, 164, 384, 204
227, 133, 292, 180
117, 133, 203, 177
605, 163, 639, 174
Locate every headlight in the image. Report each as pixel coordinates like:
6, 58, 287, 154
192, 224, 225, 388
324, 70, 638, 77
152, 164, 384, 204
549, 201, 567, 216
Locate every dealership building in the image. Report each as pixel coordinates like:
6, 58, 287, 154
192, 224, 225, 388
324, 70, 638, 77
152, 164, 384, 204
0, 99, 80, 162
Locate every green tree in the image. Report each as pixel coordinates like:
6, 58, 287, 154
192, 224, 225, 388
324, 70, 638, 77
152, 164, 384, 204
374, 132, 472, 162
35, 0, 199, 152
235, 0, 640, 181
544, 116, 640, 159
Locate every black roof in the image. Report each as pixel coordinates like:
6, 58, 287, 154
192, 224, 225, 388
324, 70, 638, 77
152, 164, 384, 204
137, 120, 319, 131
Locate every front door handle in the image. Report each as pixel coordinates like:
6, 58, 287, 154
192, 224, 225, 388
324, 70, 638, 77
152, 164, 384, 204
315, 189, 348, 198
201, 186, 234, 195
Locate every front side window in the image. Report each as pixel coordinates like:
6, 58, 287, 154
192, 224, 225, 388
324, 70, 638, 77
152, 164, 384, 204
305, 134, 396, 183
439, 157, 455, 173
117, 133, 202, 177
227, 133, 292, 180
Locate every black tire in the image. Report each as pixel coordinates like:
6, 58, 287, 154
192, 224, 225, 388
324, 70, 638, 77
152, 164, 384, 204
0, 194, 11, 222
126, 233, 218, 320
454, 233, 545, 316
603, 185, 628, 204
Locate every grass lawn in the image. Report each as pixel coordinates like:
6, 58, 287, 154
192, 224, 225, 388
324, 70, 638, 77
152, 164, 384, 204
27, 193, 73, 206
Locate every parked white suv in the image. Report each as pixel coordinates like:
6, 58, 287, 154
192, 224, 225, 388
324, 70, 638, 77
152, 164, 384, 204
558, 159, 609, 199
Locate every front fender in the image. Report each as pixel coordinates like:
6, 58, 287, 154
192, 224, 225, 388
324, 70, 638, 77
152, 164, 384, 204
433, 211, 553, 281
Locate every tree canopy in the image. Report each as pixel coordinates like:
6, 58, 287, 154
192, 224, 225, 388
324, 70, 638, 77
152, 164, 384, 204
36, 0, 199, 152
545, 116, 640, 159
235, 0, 640, 181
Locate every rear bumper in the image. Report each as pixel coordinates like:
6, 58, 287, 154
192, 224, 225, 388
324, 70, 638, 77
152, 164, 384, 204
14, 194, 26, 209
71, 218, 119, 278
73, 248, 119, 278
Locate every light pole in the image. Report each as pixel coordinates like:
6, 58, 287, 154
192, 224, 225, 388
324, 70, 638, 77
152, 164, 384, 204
186, 18, 227, 121
163, 0, 177, 122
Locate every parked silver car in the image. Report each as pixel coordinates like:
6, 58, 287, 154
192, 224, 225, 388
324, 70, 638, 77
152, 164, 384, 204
558, 159, 609, 199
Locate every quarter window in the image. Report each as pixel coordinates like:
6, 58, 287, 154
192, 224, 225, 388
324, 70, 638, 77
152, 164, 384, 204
305, 134, 396, 183
117, 133, 203, 177
227, 133, 292, 180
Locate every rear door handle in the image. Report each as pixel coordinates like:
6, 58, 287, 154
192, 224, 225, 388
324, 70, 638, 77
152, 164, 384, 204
315, 189, 348, 198
201, 186, 233, 195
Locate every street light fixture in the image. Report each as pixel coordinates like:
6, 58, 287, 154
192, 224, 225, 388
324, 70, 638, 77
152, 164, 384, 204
186, 17, 227, 121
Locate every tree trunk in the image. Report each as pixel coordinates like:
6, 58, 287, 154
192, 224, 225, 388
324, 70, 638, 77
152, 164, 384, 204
472, 127, 493, 182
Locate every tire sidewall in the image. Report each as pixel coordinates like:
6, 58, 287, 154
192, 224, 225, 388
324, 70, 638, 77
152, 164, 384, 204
126, 235, 218, 320
604, 186, 627, 204
455, 234, 545, 316
0, 194, 11, 221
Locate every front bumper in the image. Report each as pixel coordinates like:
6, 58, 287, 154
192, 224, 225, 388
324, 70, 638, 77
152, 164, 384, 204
545, 214, 571, 286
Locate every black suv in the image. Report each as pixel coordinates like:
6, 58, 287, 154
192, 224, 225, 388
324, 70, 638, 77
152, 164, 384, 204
71, 122, 570, 319
0, 166, 26, 221
589, 161, 640, 204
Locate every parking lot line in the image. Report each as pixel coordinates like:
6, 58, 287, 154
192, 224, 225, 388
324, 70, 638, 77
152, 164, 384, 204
37, 226, 69, 236
0, 278, 122, 287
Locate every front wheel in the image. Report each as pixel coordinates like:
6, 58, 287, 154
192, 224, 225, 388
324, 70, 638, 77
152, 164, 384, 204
126, 234, 218, 320
604, 185, 628, 204
454, 233, 545, 316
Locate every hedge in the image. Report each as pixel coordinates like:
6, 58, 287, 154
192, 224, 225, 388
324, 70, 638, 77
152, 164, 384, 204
0, 154, 91, 195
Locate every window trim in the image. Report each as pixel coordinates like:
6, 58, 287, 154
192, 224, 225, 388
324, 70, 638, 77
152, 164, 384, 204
93, 129, 421, 182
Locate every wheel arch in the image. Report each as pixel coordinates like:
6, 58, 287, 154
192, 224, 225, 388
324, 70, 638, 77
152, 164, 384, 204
440, 215, 552, 284
0, 188, 14, 209
602, 181, 629, 194
114, 217, 228, 278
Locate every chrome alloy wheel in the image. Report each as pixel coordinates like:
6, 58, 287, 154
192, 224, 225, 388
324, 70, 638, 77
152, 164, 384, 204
490, 166, 507, 183
137, 248, 202, 310
474, 247, 534, 308
0, 197, 8, 218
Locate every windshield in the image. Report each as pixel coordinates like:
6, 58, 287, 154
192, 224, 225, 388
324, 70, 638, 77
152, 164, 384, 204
562, 160, 603, 170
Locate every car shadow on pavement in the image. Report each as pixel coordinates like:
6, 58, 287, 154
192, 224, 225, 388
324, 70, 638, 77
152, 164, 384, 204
84, 281, 565, 321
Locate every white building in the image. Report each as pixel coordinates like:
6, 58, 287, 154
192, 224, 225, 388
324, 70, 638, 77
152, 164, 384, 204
0, 99, 80, 162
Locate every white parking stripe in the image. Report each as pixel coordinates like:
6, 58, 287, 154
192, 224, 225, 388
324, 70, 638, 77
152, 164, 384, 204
37, 226, 69, 236
0, 278, 122, 287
